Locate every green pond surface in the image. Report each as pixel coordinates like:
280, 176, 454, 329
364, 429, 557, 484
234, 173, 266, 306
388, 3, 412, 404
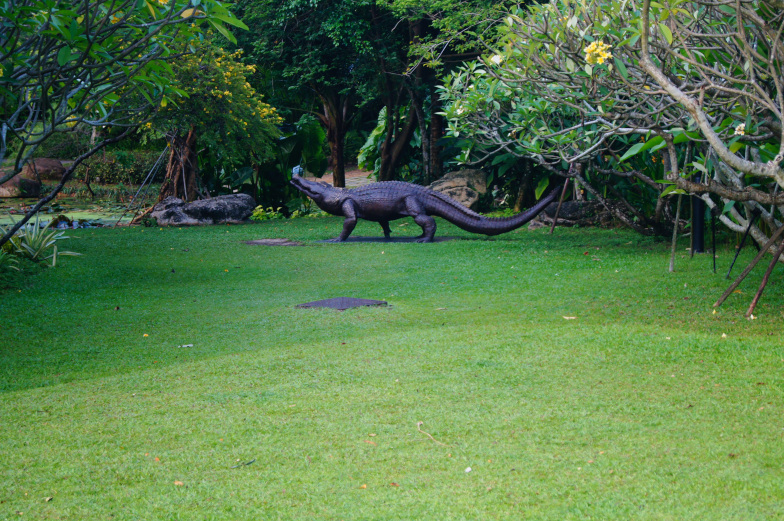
0, 197, 135, 226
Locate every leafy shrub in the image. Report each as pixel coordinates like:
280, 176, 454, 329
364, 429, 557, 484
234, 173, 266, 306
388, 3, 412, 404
251, 204, 328, 221
357, 107, 387, 173
2, 215, 81, 267
290, 209, 329, 219
76, 150, 162, 185
32, 126, 93, 160
483, 208, 517, 218
0, 250, 29, 289
344, 129, 367, 164
0, 250, 19, 271
250, 206, 286, 221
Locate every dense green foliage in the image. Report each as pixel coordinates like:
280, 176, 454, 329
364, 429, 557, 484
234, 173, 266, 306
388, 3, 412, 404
0, 0, 248, 174
439, 0, 784, 240
76, 150, 165, 185
2, 222, 783, 518
141, 43, 283, 179
0, 213, 79, 271
0, 0, 251, 246
235, 0, 515, 185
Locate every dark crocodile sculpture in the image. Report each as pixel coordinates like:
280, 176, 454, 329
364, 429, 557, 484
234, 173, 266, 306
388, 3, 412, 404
290, 174, 561, 242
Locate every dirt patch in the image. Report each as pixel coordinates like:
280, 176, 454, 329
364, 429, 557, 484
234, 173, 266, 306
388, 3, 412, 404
306, 168, 374, 188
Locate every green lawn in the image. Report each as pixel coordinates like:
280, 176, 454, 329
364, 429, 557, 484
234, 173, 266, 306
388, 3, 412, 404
1, 217, 783, 520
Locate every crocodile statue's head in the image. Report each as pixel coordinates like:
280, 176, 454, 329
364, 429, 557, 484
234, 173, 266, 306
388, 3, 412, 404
290, 174, 343, 214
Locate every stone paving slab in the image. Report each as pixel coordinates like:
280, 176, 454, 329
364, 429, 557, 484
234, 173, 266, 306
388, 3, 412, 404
296, 297, 388, 310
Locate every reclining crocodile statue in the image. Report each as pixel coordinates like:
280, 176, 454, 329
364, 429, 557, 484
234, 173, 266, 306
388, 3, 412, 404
290, 173, 561, 242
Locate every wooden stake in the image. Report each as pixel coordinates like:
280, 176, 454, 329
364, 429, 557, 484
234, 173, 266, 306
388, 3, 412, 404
714, 224, 784, 307
726, 209, 759, 279
745, 237, 784, 317
549, 181, 570, 235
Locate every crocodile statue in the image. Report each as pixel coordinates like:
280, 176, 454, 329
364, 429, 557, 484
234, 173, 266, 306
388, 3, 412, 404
290, 174, 561, 242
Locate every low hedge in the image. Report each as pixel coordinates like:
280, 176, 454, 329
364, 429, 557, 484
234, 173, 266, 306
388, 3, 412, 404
75, 150, 165, 185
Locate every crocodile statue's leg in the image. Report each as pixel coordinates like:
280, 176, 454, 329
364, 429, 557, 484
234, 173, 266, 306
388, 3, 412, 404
332, 200, 358, 242
404, 196, 436, 242
379, 220, 392, 239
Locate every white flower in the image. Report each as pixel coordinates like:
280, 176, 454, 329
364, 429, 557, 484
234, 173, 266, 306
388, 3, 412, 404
490, 54, 503, 65
734, 123, 746, 136
465, 467, 472, 473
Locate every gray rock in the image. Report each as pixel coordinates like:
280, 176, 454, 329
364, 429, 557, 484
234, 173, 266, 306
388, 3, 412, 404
22, 158, 66, 181
428, 169, 487, 210
0, 168, 41, 198
151, 194, 256, 226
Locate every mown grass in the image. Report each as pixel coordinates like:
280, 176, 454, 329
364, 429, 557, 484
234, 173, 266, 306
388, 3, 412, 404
1, 217, 783, 520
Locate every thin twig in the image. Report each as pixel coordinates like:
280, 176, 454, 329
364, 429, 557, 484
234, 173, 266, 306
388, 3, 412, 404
726, 208, 760, 279
745, 237, 784, 317
549, 181, 570, 235
416, 421, 448, 446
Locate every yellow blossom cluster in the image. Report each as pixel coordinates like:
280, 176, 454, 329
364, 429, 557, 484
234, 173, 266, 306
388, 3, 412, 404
584, 40, 612, 65
156, 45, 284, 140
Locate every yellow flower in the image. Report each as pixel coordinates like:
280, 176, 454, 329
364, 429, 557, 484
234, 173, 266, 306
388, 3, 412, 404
584, 40, 613, 65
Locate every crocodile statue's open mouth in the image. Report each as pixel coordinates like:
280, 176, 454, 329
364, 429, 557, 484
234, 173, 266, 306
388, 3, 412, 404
289, 175, 323, 199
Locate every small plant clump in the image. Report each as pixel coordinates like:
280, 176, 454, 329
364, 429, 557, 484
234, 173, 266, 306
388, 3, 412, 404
289, 209, 329, 219
251, 205, 329, 221
1, 214, 81, 269
250, 206, 286, 221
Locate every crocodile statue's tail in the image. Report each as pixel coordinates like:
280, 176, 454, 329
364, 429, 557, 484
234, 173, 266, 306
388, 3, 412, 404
428, 185, 561, 236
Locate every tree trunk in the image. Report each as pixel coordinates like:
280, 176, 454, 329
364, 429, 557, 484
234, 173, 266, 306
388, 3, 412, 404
429, 101, 444, 183
513, 159, 534, 212
378, 104, 417, 182
319, 95, 349, 188
412, 94, 429, 182
332, 130, 346, 188
159, 126, 198, 202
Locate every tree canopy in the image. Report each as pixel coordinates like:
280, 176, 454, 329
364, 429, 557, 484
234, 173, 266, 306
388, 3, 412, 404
439, 0, 784, 241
